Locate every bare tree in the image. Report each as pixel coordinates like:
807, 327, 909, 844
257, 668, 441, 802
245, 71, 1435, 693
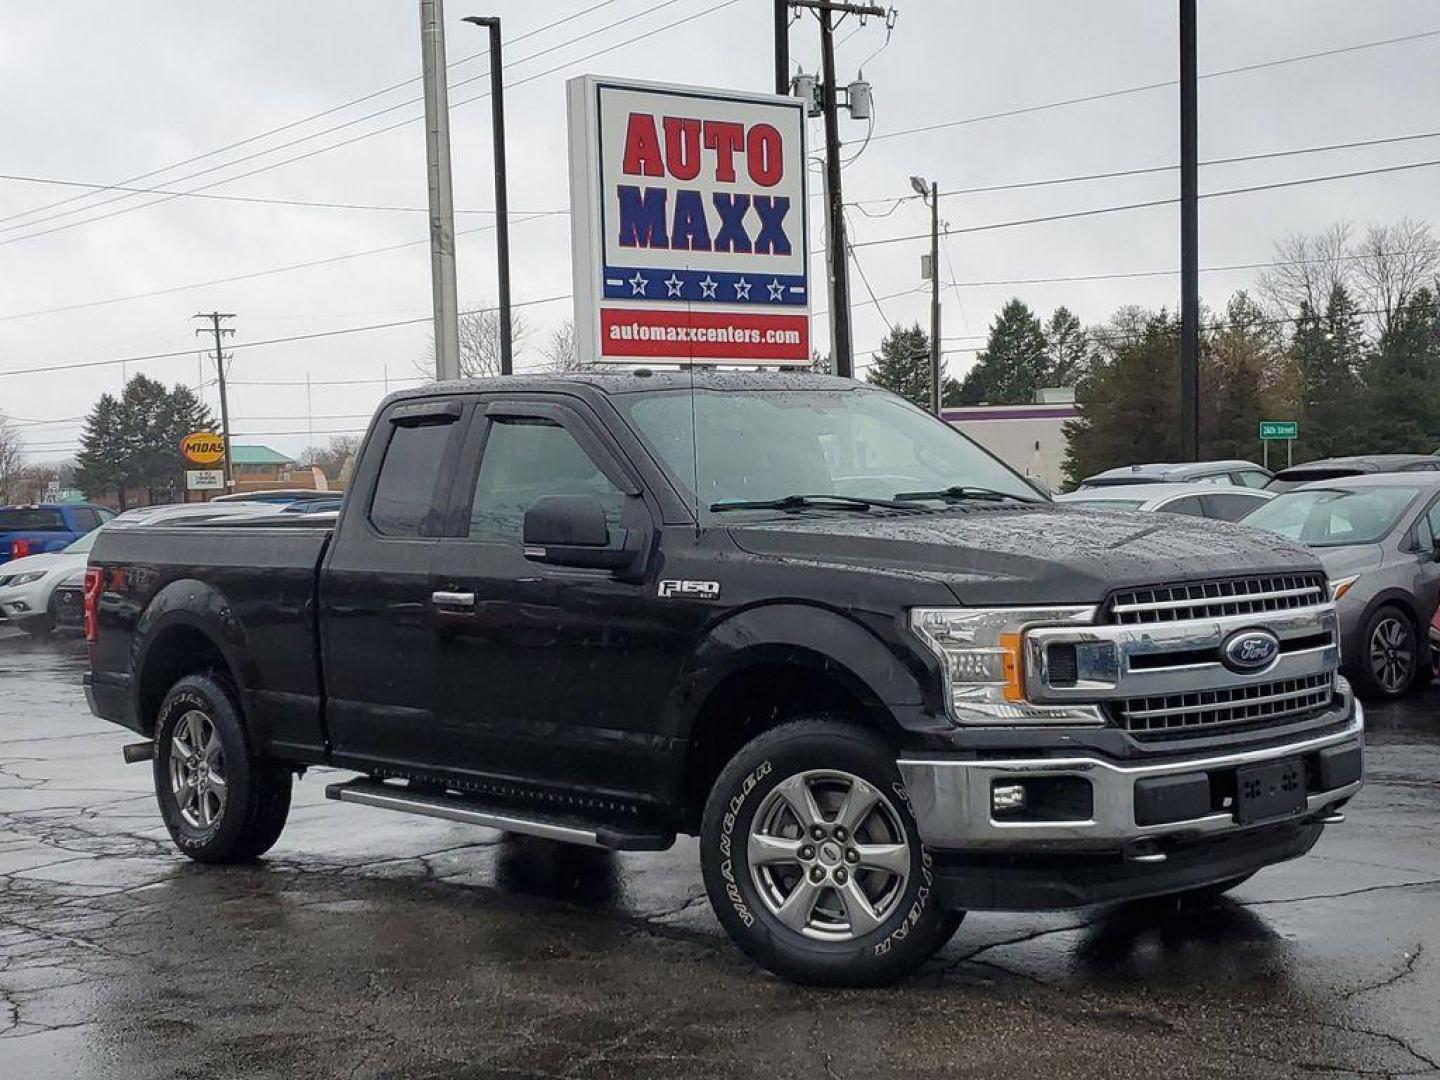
0, 414, 24, 503
417, 302, 529, 380
299, 435, 361, 482
1256, 222, 1354, 319
1351, 219, 1440, 338
540, 319, 584, 372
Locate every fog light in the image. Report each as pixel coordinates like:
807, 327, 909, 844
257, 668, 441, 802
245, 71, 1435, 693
992, 782, 1027, 813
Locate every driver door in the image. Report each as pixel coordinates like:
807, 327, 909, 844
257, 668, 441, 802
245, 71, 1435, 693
426, 397, 672, 802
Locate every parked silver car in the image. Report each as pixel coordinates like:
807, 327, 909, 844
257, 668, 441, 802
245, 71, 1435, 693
1078, 459, 1272, 489
1241, 474, 1440, 698
1056, 481, 1273, 522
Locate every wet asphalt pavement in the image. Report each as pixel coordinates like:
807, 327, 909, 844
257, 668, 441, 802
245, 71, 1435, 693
1, 630, 1438, 1079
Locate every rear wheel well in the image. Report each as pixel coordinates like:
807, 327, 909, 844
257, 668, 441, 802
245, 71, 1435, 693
137, 626, 236, 736
680, 662, 891, 831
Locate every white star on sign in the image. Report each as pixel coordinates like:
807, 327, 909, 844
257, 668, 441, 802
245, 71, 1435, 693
699, 276, 719, 299
733, 277, 752, 300
628, 272, 648, 296
767, 278, 786, 301
664, 274, 684, 297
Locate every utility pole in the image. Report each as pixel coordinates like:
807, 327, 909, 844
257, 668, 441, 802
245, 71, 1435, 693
911, 178, 941, 415
773, 0, 790, 95
789, 0, 885, 379
420, 0, 461, 381
463, 16, 513, 375
194, 312, 236, 492
1179, 0, 1200, 460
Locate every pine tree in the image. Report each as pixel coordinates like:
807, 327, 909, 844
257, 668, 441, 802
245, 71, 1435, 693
865, 324, 932, 408
1362, 286, 1440, 454
956, 299, 1048, 404
75, 376, 216, 507
75, 394, 127, 507
1201, 292, 1297, 462
1043, 306, 1088, 387
1292, 285, 1366, 459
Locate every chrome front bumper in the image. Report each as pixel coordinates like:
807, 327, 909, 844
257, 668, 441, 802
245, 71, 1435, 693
897, 701, 1363, 851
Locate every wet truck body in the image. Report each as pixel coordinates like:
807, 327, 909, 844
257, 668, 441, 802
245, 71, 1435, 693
85, 372, 1363, 985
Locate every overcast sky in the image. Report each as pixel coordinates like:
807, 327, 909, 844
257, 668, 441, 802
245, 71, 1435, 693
2, 0, 1437, 462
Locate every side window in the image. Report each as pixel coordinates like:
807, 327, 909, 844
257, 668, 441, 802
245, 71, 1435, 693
1161, 496, 1206, 517
96, 507, 116, 523
1193, 473, 1229, 486
469, 418, 624, 545
1203, 493, 1265, 522
369, 419, 457, 537
69, 508, 102, 533
1234, 471, 1270, 488
1419, 500, 1440, 549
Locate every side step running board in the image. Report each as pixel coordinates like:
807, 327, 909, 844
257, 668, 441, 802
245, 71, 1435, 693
324, 778, 675, 852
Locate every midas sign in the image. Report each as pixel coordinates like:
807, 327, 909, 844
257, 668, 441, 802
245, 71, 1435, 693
567, 76, 810, 365
180, 431, 225, 466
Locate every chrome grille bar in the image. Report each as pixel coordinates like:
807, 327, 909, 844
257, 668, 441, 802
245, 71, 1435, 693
1108, 572, 1329, 625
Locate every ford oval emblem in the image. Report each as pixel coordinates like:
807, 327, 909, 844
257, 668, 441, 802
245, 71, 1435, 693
1222, 629, 1281, 673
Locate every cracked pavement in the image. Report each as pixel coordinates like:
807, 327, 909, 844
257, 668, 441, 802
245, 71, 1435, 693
1, 629, 1438, 1079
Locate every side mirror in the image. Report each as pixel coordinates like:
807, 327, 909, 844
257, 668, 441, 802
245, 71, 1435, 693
523, 495, 640, 572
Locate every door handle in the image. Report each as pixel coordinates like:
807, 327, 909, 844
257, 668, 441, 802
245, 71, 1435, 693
431, 590, 476, 610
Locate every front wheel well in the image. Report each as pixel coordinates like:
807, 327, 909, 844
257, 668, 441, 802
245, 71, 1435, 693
679, 661, 895, 831
136, 625, 236, 736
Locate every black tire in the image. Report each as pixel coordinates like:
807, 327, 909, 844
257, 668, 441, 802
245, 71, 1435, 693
1356, 604, 1420, 700
700, 717, 963, 987
20, 611, 54, 637
152, 673, 292, 863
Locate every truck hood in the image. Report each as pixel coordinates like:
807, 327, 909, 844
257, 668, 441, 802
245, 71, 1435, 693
727, 504, 1320, 605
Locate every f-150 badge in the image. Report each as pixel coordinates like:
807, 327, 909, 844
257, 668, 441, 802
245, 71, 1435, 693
658, 579, 720, 599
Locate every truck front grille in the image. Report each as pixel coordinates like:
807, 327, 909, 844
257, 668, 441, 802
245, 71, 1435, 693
1116, 671, 1336, 740
1107, 573, 1328, 626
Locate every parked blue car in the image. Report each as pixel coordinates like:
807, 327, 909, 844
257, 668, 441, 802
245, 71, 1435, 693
0, 503, 115, 565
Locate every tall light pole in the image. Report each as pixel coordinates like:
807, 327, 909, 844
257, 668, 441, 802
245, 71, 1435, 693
420, 0, 460, 381
463, 15, 513, 375
912, 176, 941, 416
1179, 0, 1200, 459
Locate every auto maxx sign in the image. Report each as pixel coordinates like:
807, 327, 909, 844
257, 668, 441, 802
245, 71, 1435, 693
567, 76, 809, 365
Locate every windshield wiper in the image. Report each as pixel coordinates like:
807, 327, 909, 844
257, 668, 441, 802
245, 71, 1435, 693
709, 494, 912, 513
893, 485, 1042, 504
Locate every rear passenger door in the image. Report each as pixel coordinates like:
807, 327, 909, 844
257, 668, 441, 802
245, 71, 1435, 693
319, 398, 469, 771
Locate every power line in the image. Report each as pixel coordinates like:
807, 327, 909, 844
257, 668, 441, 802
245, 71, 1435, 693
0, 294, 572, 380
847, 129, 1440, 207
0, 214, 560, 324
848, 157, 1440, 250
0, 0, 727, 247
0, 0, 627, 230
867, 26, 1440, 145
0, 171, 569, 216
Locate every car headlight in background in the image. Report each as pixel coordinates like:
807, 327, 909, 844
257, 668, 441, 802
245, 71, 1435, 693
1, 571, 48, 588
1329, 575, 1359, 601
909, 606, 1105, 725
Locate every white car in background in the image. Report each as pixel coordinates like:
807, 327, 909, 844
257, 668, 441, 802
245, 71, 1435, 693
0, 502, 282, 636
1055, 481, 1275, 522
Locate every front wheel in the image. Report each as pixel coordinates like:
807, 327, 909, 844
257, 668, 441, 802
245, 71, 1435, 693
1358, 605, 1419, 699
153, 673, 292, 863
700, 718, 962, 987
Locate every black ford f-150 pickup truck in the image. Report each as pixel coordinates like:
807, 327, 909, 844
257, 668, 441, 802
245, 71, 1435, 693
84, 372, 1364, 985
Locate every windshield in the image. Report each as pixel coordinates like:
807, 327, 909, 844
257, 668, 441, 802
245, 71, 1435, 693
1243, 486, 1421, 546
617, 386, 1039, 514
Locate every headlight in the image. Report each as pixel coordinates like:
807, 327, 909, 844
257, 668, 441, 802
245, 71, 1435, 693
1328, 575, 1359, 601
3, 571, 48, 587
909, 606, 1104, 725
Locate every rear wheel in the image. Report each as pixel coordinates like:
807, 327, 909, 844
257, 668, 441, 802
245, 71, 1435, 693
153, 673, 292, 863
1358, 605, 1419, 699
700, 718, 962, 987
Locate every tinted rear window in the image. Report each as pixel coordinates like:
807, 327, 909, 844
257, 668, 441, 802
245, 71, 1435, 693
0, 509, 66, 531
369, 420, 456, 537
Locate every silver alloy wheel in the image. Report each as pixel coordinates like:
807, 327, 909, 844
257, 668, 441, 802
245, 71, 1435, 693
169, 709, 228, 829
747, 769, 910, 942
1369, 616, 1414, 694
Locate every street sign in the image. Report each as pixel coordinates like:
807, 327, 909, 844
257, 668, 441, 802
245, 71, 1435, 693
567, 75, 810, 365
1259, 421, 1298, 441
180, 431, 225, 466
186, 469, 224, 491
